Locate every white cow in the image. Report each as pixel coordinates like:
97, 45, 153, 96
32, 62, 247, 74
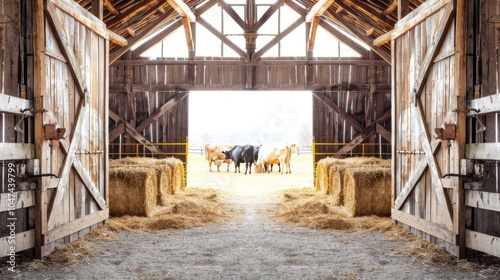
254, 144, 290, 174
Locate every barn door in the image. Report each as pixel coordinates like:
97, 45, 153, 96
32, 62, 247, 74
392, 0, 465, 256
34, 0, 109, 257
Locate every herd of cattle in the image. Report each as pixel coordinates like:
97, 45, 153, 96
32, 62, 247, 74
205, 144, 297, 175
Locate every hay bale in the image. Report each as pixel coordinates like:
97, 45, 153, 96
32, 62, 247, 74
109, 157, 172, 206
343, 166, 391, 217
109, 167, 158, 217
159, 157, 185, 194
329, 160, 391, 206
315, 157, 344, 194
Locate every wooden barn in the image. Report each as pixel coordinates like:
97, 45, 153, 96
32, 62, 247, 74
0, 0, 498, 260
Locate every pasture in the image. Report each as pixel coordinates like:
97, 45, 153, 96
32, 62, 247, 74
186, 153, 314, 196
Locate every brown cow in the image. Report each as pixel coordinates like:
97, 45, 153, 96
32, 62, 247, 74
205, 144, 233, 172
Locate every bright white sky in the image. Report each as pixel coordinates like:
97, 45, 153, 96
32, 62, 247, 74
188, 91, 312, 146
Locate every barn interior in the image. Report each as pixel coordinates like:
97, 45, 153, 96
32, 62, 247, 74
1, 0, 500, 271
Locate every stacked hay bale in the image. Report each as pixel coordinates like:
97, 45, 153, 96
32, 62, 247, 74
314, 157, 343, 194
343, 166, 391, 217
108, 167, 157, 217
329, 157, 391, 206
315, 156, 391, 217
109, 157, 186, 217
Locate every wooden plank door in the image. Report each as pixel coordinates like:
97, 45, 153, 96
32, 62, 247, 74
391, 0, 466, 257
34, 0, 109, 257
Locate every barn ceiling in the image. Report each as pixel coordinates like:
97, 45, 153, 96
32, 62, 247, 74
75, 0, 426, 63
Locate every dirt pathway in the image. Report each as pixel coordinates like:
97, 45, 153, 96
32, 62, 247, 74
3, 155, 500, 279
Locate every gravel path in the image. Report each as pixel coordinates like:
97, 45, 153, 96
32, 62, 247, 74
3, 155, 499, 279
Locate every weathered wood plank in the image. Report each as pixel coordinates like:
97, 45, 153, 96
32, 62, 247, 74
466, 93, 500, 116
43, 209, 108, 244
0, 94, 33, 115
392, 209, 456, 244
0, 190, 36, 212
465, 230, 500, 257
466, 190, 500, 212
0, 143, 34, 160
465, 143, 500, 160
0, 229, 35, 257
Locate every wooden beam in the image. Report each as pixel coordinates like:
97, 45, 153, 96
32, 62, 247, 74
106, 0, 163, 29
0, 230, 35, 257
465, 230, 500, 258
44, 209, 108, 244
108, 30, 128, 47
312, 92, 364, 132
112, 58, 387, 66
108, 111, 166, 154
307, 17, 320, 56
383, 0, 398, 16
415, 100, 453, 224
305, 0, 335, 22
0, 190, 35, 212
466, 143, 500, 160
182, 17, 194, 53
135, 93, 188, 133
392, 0, 449, 40
109, 123, 125, 142
344, 0, 395, 29
0, 94, 33, 115
46, 1, 89, 100
103, 0, 119, 16
0, 143, 34, 160
398, 0, 410, 20
412, 3, 454, 102
217, 0, 246, 30
318, 20, 370, 59
394, 141, 441, 210
197, 16, 249, 60
253, 15, 304, 61
326, 10, 391, 63
373, 30, 392, 47
392, 209, 456, 244
255, 0, 286, 31
376, 123, 391, 142
131, 19, 182, 59
167, 0, 196, 22
91, 0, 103, 19
337, 110, 391, 154
110, 10, 174, 63
466, 93, 500, 116
466, 190, 500, 212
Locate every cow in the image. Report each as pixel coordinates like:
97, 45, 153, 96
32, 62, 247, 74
205, 144, 233, 172
284, 144, 297, 174
222, 145, 255, 175
254, 145, 290, 174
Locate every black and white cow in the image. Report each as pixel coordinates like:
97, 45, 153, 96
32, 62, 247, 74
222, 145, 255, 175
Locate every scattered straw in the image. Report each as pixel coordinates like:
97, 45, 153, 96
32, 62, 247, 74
104, 187, 233, 232
273, 188, 394, 231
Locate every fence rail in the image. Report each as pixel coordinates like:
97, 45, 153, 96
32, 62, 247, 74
188, 145, 313, 156
312, 142, 391, 158
109, 142, 188, 159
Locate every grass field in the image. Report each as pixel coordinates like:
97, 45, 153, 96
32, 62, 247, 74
186, 153, 314, 196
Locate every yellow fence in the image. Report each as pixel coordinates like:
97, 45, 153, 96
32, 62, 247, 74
312, 141, 391, 158
109, 141, 188, 159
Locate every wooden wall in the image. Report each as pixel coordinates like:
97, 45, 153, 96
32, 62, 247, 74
0, 0, 36, 258
312, 63, 392, 162
463, 0, 500, 258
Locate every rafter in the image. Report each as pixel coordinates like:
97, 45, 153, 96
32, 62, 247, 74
167, 0, 196, 22
103, 0, 119, 16
306, 0, 335, 23
106, 0, 162, 29
254, 0, 286, 31
197, 16, 249, 60
217, 0, 246, 31
344, 0, 395, 30
307, 16, 320, 57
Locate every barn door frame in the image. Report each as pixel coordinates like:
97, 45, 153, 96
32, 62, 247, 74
391, 0, 468, 257
34, 0, 109, 258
